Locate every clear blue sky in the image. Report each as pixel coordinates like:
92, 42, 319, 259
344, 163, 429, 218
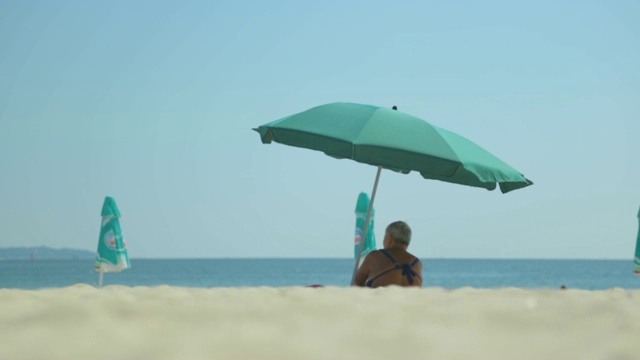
1, 0, 638, 259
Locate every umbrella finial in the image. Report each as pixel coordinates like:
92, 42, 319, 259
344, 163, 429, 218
392, 106, 398, 110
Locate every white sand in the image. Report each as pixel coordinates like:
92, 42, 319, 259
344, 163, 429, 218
1, 285, 640, 360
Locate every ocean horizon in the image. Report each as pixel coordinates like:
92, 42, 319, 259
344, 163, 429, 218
1, 258, 639, 291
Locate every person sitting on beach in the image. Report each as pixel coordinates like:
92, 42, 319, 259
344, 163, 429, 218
354, 221, 423, 288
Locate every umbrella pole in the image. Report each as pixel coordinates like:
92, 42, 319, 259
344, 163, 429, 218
99, 268, 104, 288
350, 166, 382, 285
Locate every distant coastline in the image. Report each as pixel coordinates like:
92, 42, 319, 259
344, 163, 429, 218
0, 246, 95, 260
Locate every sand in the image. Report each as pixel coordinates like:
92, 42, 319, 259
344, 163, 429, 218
1, 285, 640, 360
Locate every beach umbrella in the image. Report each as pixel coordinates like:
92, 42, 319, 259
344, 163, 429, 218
634, 206, 640, 274
354, 192, 376, 268
95, 196, 131, 287
254, 102, 533, 284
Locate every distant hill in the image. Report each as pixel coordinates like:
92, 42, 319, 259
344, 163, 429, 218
0, 246, 95, 260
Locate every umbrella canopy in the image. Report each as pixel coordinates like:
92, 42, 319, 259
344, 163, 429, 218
255, 102, 532, 193
254, 102, 533, 284
354, 192, 376, 268
95, 196, 131, 287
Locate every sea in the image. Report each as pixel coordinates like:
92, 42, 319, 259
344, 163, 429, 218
1, 258, 640, 290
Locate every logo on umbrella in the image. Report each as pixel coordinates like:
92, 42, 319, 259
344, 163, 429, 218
354, 229, 363, 246
104, 230, 117, 250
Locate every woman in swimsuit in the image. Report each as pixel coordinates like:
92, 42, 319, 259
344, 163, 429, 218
354, 221, 423, 288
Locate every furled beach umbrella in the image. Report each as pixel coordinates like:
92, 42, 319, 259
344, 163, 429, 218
254, 102, 533, 284
634, 206, 640, 274
355, 192, 376, 268
95, 196, 131, 287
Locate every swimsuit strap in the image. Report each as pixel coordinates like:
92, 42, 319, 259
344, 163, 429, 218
379, 249, 397, 264
366, 267, 397, 287
400, 263, 419, 285
381, 249, 421, 268
366, 249, 421, 286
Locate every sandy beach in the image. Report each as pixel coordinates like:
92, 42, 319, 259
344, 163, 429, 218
1, 285, 640, 360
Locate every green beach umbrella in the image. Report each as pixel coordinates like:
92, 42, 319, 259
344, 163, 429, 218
254, 102, 533, 283
95, 196, 131, 287
634, 206, 640, 274
355, 192, 376, 268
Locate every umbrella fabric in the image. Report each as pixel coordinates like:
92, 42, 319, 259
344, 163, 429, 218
255, 102, 533, 283
255, 102, 532, 193
95, 196, 131, 273
354, 192, 376, 268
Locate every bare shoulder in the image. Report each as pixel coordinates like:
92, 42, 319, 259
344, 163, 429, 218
360, 250, 382, 265
368, 249, 383, 257
411, 255, 423, 274
407, 252, 423, 267
408, 252, 421, 262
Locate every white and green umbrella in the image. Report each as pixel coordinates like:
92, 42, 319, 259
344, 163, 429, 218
354, 192, 376, 268
95, 196, 130, 287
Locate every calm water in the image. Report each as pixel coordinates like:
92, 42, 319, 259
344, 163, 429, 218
0, 258, 639, 290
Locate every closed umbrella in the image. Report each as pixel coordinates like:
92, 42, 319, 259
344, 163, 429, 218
634, 206, 640, 274
95, 196, 131, 287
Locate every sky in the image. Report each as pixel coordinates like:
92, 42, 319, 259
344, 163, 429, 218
0, 0, 638, 259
